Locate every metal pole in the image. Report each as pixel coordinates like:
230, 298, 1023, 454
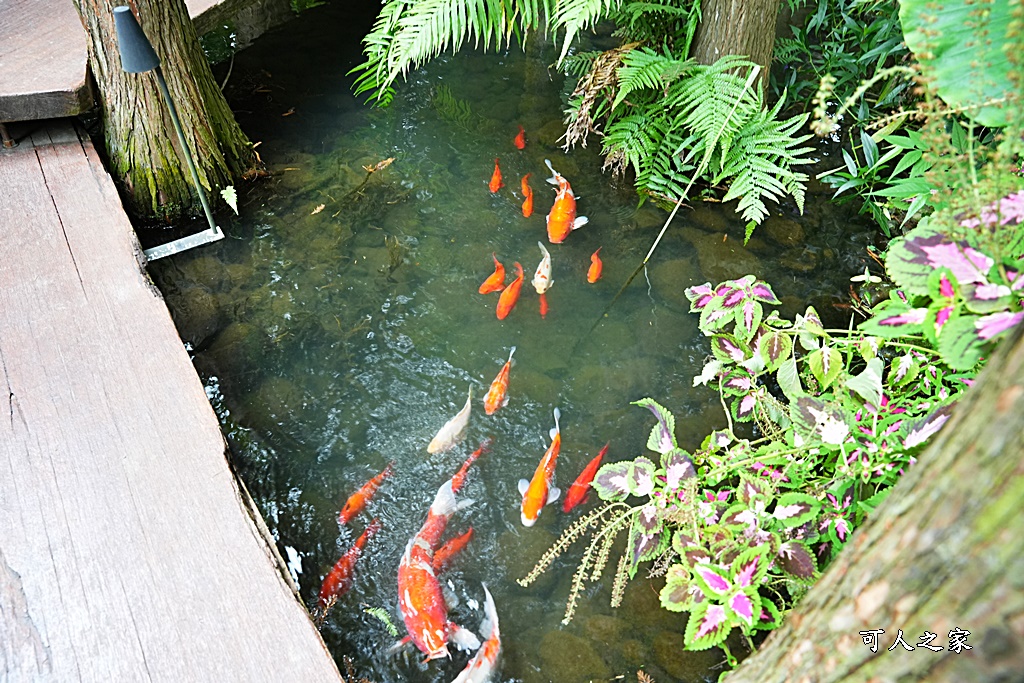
152, 65, 218, 233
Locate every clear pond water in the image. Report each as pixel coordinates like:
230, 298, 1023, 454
150, 5, 879, 681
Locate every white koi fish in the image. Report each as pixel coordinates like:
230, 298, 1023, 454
427, 387, 472, 454
451, 584, 500, 682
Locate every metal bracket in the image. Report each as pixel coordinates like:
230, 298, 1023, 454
143, 225, 224, 261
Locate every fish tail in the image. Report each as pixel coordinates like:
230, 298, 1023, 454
507, 346, 517, 362
480, 583, 499, 638
429, 480, 458, 516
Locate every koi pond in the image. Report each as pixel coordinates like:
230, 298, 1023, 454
150, 4, 878, 681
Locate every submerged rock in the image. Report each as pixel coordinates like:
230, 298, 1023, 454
539, 630, 612, 682
647, 257, 699, 311
681, 227, 762, 284
652, 629, 722, 681
763, 215, 806, 246
164, 285, 223, 349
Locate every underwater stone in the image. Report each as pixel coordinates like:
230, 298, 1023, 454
763, 215, 806, 246
179, 255, 230, 292
535, 119, 569, 149
225, 263, 256, 288
647, 257, 698, 311
583, 614, 628, 644
634, 206, 667, 230
687, 201, 733, 233
165, 285, 223, 349
778, 246, 820, 273
652, 629, 722, 681
681, 227, 762, 284
539, 631, 612, 682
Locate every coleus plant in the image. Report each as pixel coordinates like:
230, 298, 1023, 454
578, 270, 983, 655
860, 218, 1024, 370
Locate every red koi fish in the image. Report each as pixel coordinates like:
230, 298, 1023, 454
317, 518, 381, 616
484, 347, 516, 415
338, 462, 395, 525
432, 527, 474, 573
397, 480, 480, 661
489, 158, 503, 193
452, 584, 501, 683
496, 262, 524, 320
514, 125, 526, 150
519, 408, 562, 526
452, 439, 489, 493
544, 159, 588, 244
478, 253, 506, 294
521, 173, 534, 217
587, 247, 603, 284
562, 443, 609, 513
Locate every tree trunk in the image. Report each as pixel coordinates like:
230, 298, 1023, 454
724, 325, 1024, 683
692, 0, 779, 92
74, 0, 255, 221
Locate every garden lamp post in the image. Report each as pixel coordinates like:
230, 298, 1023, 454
113, 5, 223, 260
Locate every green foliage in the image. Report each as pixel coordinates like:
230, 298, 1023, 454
772, 0, 910, 124
594, 51, 812, 224
900, 0, 1016, 128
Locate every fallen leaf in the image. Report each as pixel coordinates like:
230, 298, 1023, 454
282, 108, 295, 117
311, 204, 325, 215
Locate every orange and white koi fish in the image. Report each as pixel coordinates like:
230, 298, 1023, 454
484, 347, 516, 415
587, 247, 603, 284
519, 408, 562, 527
562, 443, 608, 513
338, 461, 395, 525
317, 518, 381, 617
496, 262, 524, 320
544, 159, 588, 244
432, 527, 474, 573
397, 480, 480, 661
521, 173, 534, 217
427, 387, 472, 454
514, 125, 526, 150
532, 242, 553, 318
489, 158, 503, 193
478, 253, 506, 295
451, 584, 501, 683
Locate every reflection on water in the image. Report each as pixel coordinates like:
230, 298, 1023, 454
151, 4, 878, 681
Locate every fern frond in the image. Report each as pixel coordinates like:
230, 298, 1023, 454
612, 47, 692, 109
553, 0, 625, 64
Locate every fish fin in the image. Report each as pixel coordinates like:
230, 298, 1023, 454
572, 216, 589, 230
429, 480, 458, 516
502, 395, 509, 408
479, 583, 499, 638
544, 158, 556, 182
517, 479, 529, 496
449, 623, 482, 652
547, 487, 561, 505
508, 346, 517, 362
549, 427, 558, 440
455, 497, 475, 512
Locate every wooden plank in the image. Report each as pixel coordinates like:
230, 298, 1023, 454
0, 0, 93, 122
0, 120, 343, 682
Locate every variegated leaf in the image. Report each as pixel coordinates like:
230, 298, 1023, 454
693, 562, 732, 597
773, 492, 820, 527
711, 334, 751, 363
778, 541, 818, 579
628, 457, 658, 496
807, 346, 843, 389
684, 602, 732, 650
759, 330, 793, 371
730, 544, 771, 588
662, 449, 696, 487
685, 282, 715, 310
634, 398, 677, 453
846, 357, 884, 407
660, 565, 697, 612
591, 461, 631, 501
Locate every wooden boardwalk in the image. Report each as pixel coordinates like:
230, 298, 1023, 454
0, 120, 343, 681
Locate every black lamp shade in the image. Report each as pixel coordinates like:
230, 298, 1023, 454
114, 6, 160, 73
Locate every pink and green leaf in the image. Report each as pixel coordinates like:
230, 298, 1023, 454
778, 540, 818, 579
592, 461, 631, 501
773, 492, 821, 527
634, 398, 678, 453
684, 602, 732, 650
693, 562, 732, 596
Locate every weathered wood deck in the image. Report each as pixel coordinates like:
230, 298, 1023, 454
0, 120, 343, 681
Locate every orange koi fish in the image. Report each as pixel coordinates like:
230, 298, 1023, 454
432, 527, 474, 573
338, 461, 395, 525
532, 242, 553, 318
489, 158, 503, 193
544, 159, 588, 243
521, 173, 534, 217
519, 408, 562, 527
317, 518, 381, 616
496, 262, 524, 320
397, 479, 480, 661
514, 125, 526, 150
562, 443, 609, 513
452, 584, 501, 683
427, 387, 472, 454
452, 439, 489, 494
484, 347, 516, 415
587, 247, 603, 283
478, 253, 506, 294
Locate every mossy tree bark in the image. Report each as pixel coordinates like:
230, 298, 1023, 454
692, 0, 779, 91
73, 0, 255, 221
724, 326, 1024, 683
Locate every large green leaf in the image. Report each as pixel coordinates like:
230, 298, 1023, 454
900, 0, 1016, 128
